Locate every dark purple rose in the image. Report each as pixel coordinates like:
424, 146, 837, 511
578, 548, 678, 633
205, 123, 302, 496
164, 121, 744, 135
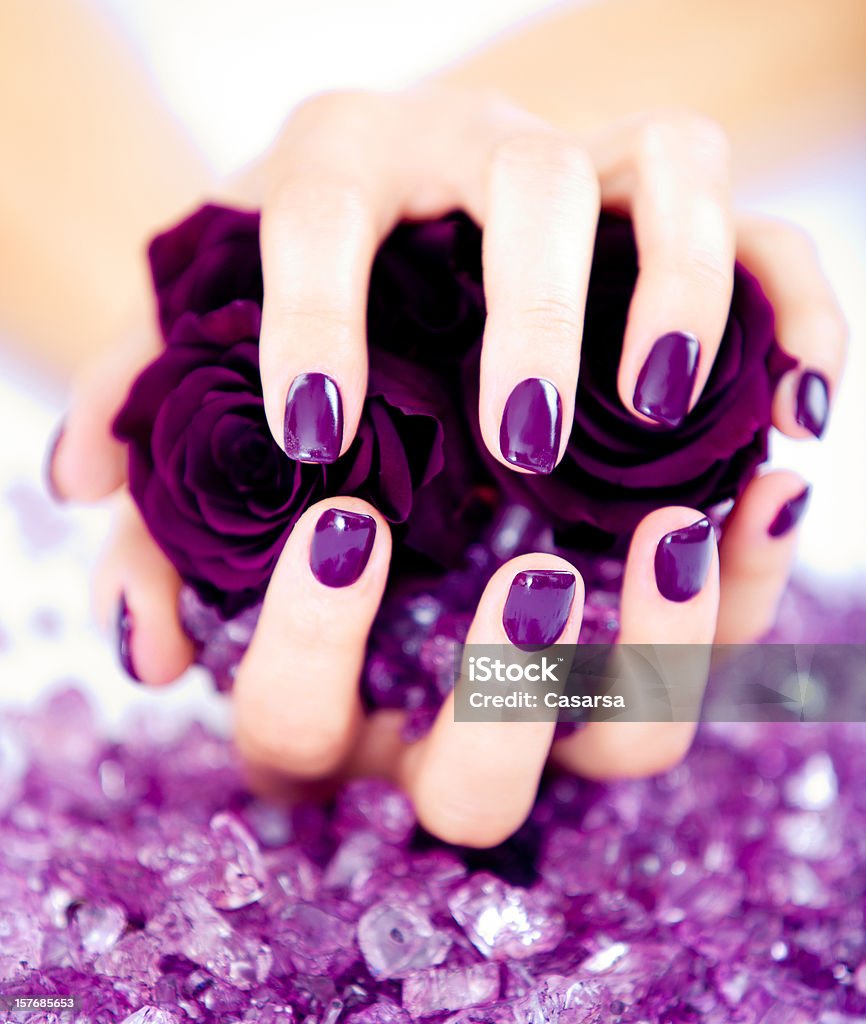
114, 208, 484, 616
367, 213, 485, 369
464, 213, 796, 548
149, 204, 263, 339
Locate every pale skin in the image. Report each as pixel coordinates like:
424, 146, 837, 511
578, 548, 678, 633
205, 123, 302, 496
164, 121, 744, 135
7, 4, 854, 846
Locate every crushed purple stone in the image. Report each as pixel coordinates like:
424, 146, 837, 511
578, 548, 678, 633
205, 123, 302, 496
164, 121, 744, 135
4, 685, 866, 1021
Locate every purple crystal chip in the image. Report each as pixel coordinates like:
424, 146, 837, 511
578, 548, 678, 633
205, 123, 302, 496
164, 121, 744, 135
448, 872, 565, 961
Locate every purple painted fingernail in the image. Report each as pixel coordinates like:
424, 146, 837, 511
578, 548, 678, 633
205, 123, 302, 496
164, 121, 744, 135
502, 569, 576, 648
795, 371, 829, 439
283, 372, 343, 463
499, 378, 562, 475
310, 508, 376, 588
44, 421, 65, 502
655, 518, 714, 602
634, 331, 700, 428
117, 594, 141, 683
768, 485, 811, 538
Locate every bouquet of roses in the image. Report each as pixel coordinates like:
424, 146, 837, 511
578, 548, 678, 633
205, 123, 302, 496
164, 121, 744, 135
113, 204, 793, 702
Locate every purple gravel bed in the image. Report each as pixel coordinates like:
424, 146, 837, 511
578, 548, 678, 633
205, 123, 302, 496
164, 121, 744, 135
3, 685, 866, 1023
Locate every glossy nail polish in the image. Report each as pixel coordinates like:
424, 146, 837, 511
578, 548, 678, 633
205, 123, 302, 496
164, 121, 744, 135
768, 486, 811, 538
44, 421, 65, 502
283, 372, 343, 463
502, 569, 576, 648
310, 508, 376, 588
116, 594, 141, 682
654, 518, 714, 602
499, 378, 562, 474
633, 331, 700, 428
795, 371, 829, 439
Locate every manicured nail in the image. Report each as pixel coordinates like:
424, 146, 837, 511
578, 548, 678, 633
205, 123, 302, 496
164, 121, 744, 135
310, 509, 376, 588
795, 371, 829, 439
44, 421, 65, 501
768, 486, 811, 538
499, 378, 562, 475
116, 594, 141, 682
654, 518, 714, 602
633, 331, 700, 429
283, 372, 343, 463
502, 569, 576, 648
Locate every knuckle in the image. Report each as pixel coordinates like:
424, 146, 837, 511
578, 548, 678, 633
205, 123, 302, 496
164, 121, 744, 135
637, 113, 731, 179
277, 305, 355, 345
518, 291, 584, 342
806, 299, 849, 353
762, 217, 818, 261
679, 113, 731, 167
491, 132, 598, 195
290, 89, 376, 129
272, 171, 372, 232
678, 242, 733, 293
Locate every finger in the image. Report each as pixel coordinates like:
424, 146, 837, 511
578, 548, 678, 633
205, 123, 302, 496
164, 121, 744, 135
715, 470, 809, 643
403, 553, 584, 848
590, 114, 736, 427
479, 131, 600, 474
260, 90, 603, 478
553, 506, 719, 780
258, 177, 376, 466
233, 496, 391, 781
258, 92, 410, 467
49, 329, 159, 502
93, 494, 194, 686
737, 215, 848, 440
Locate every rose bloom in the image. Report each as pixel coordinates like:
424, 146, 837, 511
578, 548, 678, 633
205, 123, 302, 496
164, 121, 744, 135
460, 213, 796, 549
114, 208, 486, 617
115, 205, 791, 616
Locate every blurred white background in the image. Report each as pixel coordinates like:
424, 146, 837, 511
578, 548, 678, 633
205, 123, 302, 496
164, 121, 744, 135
1, 0, 864, 724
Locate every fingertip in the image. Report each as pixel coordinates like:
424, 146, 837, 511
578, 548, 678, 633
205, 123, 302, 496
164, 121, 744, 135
490, 375, 566, 476
773, 367, 833, 441
622, 330, 701, 429
620, 507, 719, 644
280, 370, 345, 464
723, 469, 811, 544
50, 411, 127, 502
471, 552, 585, 647
716, 470, 809, 643
44, 420, 67, 502
114, 589, 195, 688
270, 496, 392, 602
553, 722, 697, 781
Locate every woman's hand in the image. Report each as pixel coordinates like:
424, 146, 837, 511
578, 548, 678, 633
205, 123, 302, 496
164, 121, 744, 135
50, 89, 847, 846
82, 461, 813, 850
53, 89, 846, 499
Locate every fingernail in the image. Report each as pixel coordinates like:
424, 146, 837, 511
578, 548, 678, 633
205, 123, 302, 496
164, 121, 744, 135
44, 421, 65, 501
283, 372, 343, 463
310, 508, 376, 588
633, 331, 700, 428
499, 378, 562, 475
655, 518, 714, 602
502, 569, 576, 648
116, 594, 141, 682
795, 371, 829, 439
768, 485, 811, 538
